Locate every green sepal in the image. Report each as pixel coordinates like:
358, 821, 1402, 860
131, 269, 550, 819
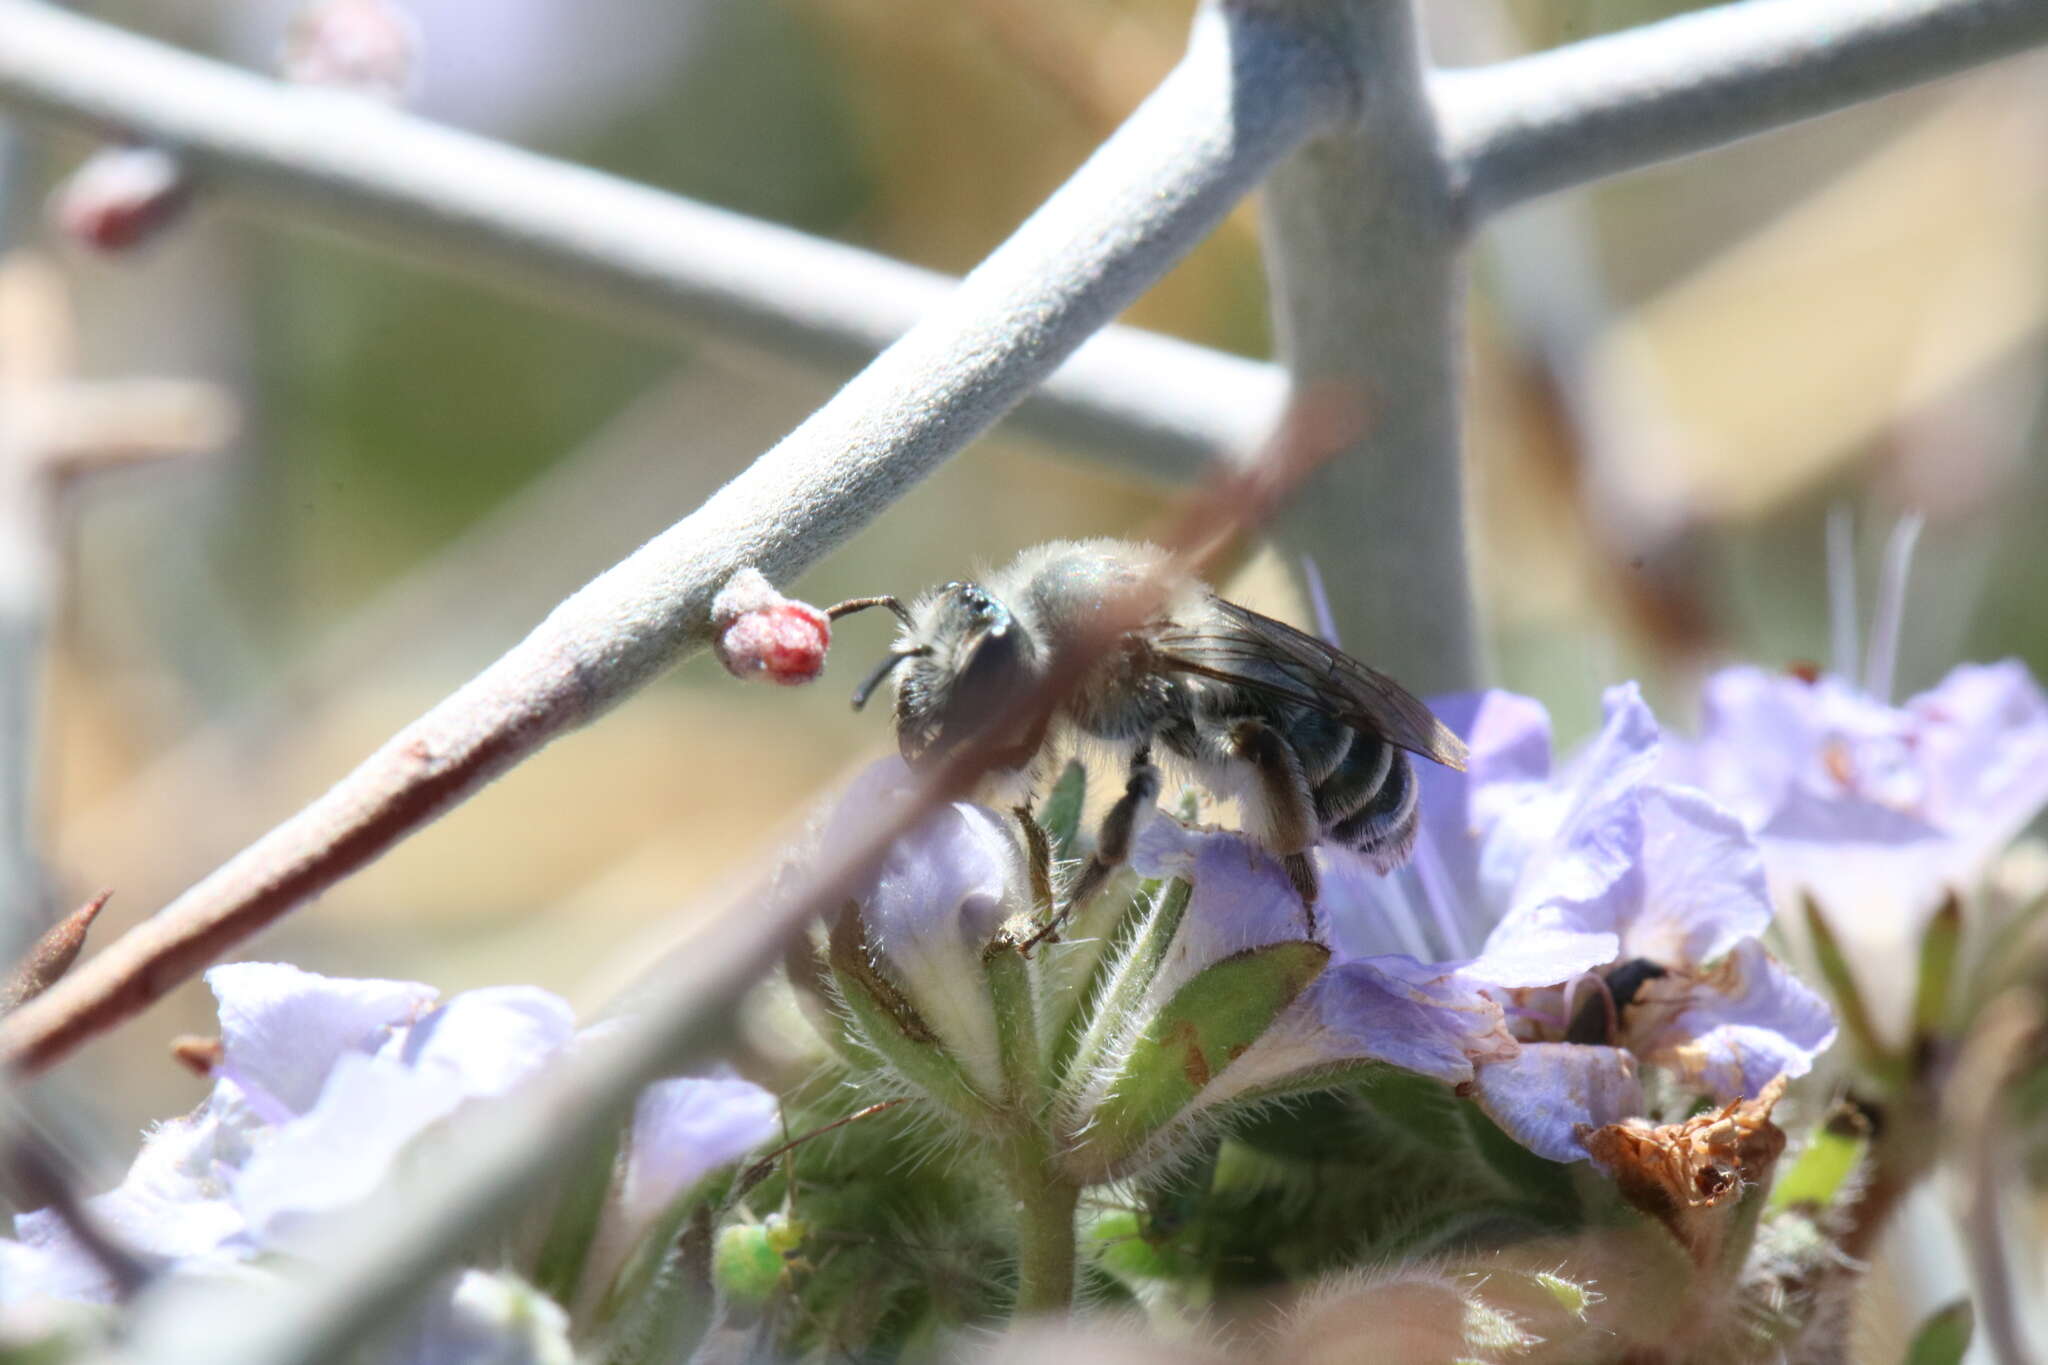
985, 938, 1043, 1112
531, 1119, 623, 1308
827, 903, 995, 1122
1060, 878, 1192, 1089
1043, 873, 1153, 1078
1902, 1299, 1974, 1365
594, 1193, 718, 1364
1911, 893, 1963, 1045
1037, 760, 1087, 860
1084, 940, 1329, 1168
1804, 895, 1908, 1091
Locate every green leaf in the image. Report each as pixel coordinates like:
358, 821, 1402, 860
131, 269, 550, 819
1901, 1299, 1974, 1365
1086, 941, 1329, 1165
1767, 1114, 1869, 1213
1912, 893, 1964, 1044
1086, 1208, 1199, 1282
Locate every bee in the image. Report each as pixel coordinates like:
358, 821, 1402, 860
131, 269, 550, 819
829, 539, 1467, 924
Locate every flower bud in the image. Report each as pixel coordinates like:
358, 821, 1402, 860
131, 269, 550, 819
282, 0, 420, 100
711, 568, 831, 686
713, 1212, 804, 1312
49, 146, 191, 254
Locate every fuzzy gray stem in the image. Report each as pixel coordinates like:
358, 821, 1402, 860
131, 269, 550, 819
0, 0, 1285, 479
1259, 0, 1478, 694
1438, 0, 2048, 221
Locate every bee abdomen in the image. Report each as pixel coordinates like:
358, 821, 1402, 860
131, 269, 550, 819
1323, 746, 1419, 874
1311, 731, 1392, 826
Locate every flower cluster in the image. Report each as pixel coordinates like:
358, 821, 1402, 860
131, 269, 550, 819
2, 964, 779, 1361
1664, 659, 2048, 1048
808, 682, 1834, 1184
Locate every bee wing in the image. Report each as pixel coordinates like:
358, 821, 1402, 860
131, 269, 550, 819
1153, 596, 1469, 771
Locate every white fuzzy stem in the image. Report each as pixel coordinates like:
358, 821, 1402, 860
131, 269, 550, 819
1260, 0, 1478, 694
1438, 0, 2048, 221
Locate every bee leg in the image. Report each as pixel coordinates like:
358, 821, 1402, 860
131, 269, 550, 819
1225, 720, 1321, 934
1094, 747, 1161, 868
1023, 750, 1160, 952
1013, 803, 1056, 920
1282, 853, 1320, 935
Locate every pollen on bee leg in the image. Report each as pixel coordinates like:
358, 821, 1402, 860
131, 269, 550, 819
711, 567, 832, 686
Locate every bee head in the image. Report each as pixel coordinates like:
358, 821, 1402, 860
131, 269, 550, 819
889, 581, 1038, 769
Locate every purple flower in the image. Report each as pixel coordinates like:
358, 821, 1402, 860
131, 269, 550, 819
1116, 813, 1523, 1108
2, 965, 777, 1347
579, 1075, 782, 1308
1441, 687, 1834, 1162
1664, 658, 2048, 1042
1053, 683, 1830, 1167
817, 758, 1031, 1097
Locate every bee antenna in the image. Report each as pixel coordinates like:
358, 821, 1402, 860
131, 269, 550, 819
826, 595, 913, 627
850, 647, 929, 711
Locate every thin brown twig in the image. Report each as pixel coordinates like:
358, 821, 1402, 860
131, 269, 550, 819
733, 1099, 911, 1198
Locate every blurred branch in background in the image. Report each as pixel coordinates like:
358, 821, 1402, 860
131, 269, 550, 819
1592, 72, 2048, 523
0, 255, 231, 950
5, 0, 2044, 500
1260, 2, 1472, 693
1947, 992, 2048, 1364
0, 0, 1356, 1075
1438, 0, 2048, 220
0, 0, 1284, 483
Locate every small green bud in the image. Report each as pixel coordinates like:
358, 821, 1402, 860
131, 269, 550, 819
714, 1221, 789, 1311
1528, 1271, 1596, 1321
1459, 1298, 1529, 1354
761, 1210, 805, 1259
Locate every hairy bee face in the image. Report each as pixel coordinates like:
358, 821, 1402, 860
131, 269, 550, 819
893, 582, 1037, 768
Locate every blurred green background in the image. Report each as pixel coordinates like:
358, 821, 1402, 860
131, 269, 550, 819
3, 5, 2044, 1349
